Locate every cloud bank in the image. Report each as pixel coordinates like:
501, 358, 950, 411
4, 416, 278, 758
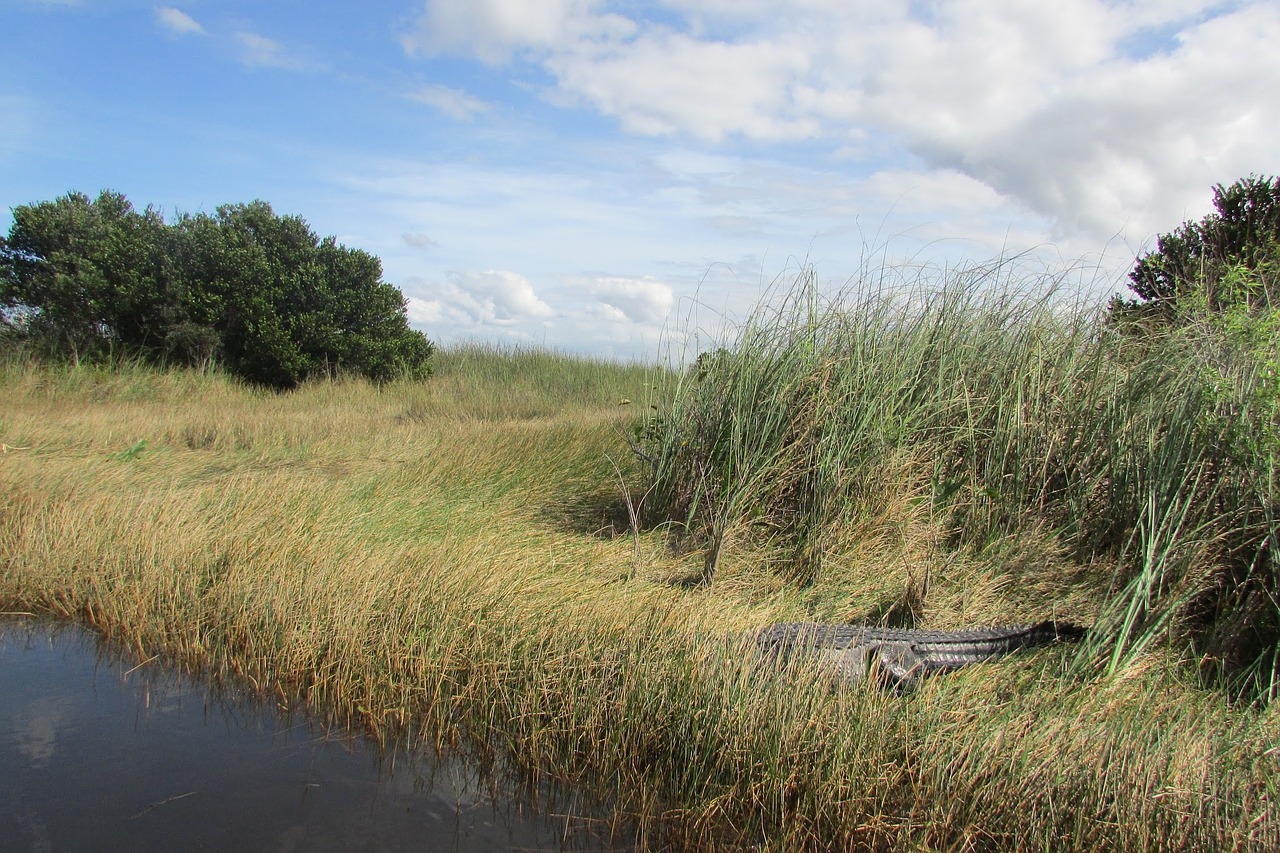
403, 0, 1279, 244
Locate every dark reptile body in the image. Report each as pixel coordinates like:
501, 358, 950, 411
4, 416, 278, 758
756, 620, 1086, 688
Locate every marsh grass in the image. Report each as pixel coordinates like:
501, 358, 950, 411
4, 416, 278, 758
1, 340, 1277, 849
639, 261, 1280, 699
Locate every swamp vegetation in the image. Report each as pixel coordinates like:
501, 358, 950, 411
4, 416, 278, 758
1, 276, 1277, 849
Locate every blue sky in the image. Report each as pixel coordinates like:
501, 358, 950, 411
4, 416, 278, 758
3, 1, 1278, 358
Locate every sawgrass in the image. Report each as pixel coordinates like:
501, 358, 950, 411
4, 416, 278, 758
1, 335, 1277, 850
639, 261, 1280, 699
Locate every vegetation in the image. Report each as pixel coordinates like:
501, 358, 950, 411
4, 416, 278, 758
1, 178, 1278, 849
1114, 174, 1280, 320
0, 190, 433, 388
1, 336, 1277, 850
637, 265, 1278, 702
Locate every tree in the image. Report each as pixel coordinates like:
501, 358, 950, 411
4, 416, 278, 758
0, 190, 170, 361
1, 190, 434, 388
1116, 175, 1280, 320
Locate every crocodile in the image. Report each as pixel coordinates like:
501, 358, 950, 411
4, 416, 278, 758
755, 620, 1087, 690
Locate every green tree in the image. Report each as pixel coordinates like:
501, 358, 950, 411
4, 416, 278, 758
310, 236, 434, 382
1116, 175, 1280, 320
0, 190, 170, 361
1, 190, 434, 388
185, 201, 323, 388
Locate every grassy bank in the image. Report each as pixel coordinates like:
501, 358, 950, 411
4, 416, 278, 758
1, 332, 1277, 849
639, 264, 1280, 698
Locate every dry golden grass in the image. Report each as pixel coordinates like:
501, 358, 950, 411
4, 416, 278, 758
1, 353, 1276, 851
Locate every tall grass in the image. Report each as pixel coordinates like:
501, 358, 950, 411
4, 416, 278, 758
638, 261, 1280, 697
2, 340, 1277, 849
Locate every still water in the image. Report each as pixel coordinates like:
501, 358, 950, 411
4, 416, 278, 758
0, 617, 619, 852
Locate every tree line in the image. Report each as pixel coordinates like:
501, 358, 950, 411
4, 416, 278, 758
3, 178, 1276, 387
0, 190, 433, 388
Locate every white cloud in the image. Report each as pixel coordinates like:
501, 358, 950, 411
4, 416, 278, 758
405, 295, 443, 324
155, 7, 204, 36
441, 269, 555, 325
401, 0, 1280, 246
401, 0, 634, 64
336, 148, 1079, 339
234, 32, 310, 70
407, 84, 491, 121
585, 276, 674, 323
547, 31, 818, 142
845, 1, 1280, 241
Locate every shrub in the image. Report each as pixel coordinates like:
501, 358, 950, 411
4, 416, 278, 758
1115, 175, 1280, 321
1, 190, 434, 388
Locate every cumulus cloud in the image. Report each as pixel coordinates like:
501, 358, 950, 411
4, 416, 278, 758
402, 0, 1280, 243
405, 295, 443, 324
440, 269, 555, 325
841, 1, 1280, 240
586, 276, 674, 324
547, 31, 818, 142
407, 84, 491, 120
156, 7, 204, 36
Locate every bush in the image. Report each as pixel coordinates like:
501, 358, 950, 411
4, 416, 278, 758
1, 190, 434, 388
1115, 175, 1280, 321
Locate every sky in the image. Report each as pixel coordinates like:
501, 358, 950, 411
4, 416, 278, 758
2, 0, 1278, 359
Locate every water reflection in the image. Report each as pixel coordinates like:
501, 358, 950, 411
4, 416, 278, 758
0, 617, 623, 852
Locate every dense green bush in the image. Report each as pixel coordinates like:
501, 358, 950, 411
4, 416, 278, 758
0, 190, 433, 388
1115, 175, 1280, 320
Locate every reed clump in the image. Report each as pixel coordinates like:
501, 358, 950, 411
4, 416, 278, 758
1, 311, 1278, 849
638, 260, 1280, 701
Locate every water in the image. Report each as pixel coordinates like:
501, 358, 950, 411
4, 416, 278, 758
0, 616, 618, 852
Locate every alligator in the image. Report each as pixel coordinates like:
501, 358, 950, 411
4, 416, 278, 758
755, 620, 1087, 690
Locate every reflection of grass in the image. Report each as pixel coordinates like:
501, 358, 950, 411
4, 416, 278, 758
1, 344, 1277, 850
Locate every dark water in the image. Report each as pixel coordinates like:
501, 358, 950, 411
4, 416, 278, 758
0, 617, 621, 852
